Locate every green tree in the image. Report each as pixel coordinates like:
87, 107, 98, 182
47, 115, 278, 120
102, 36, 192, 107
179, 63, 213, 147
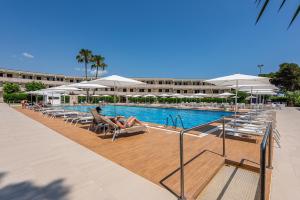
91, 55, 107, 79
3, 82, 20, 94
76, 49, 93, 80
273, 63, 300, 91
25, 81, 46, 91
256, 0, 300, 28
260, 63, 300, 91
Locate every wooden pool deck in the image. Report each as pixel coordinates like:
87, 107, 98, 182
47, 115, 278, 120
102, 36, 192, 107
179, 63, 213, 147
16, 107, 272, 200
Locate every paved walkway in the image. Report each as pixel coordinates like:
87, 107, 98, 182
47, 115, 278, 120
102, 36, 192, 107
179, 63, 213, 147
0, 104, 176, 200
271, 107, 300, 200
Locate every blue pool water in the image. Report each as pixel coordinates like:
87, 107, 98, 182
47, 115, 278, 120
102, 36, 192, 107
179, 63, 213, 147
63, 105, 233, 129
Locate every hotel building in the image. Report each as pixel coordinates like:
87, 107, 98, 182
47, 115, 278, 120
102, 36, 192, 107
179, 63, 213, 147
0, 68, 229, 102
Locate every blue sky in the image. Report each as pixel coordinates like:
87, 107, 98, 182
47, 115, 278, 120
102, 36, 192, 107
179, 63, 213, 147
0, 0, 300, 78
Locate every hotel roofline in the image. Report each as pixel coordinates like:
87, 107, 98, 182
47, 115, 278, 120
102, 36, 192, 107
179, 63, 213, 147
0, 67, 207, 81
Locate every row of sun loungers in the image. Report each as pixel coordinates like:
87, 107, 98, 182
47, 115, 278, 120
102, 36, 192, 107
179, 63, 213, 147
215, 109, 276, 139
30, 105, 147, 141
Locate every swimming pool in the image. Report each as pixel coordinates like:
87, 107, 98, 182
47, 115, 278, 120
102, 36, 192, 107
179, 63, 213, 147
63, 105, 233, 129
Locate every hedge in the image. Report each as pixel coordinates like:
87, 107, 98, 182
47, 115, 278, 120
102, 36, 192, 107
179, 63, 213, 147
4, 93, 28, 103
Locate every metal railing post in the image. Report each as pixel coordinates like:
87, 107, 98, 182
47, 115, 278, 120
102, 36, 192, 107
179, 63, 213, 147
179, 130, 185, 200
268, 122, 273, 169
260, 143, 266, 200
222, 117, 226, 157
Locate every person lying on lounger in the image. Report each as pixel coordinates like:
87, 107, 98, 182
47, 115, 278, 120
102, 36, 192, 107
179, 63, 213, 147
111, 116, 144, 128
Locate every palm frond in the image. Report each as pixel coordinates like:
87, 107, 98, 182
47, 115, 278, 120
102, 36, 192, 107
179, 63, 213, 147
256, 0, 263, 8
288, 4, 300, 29
255, 0, 270, 24
278, 0, 287, 12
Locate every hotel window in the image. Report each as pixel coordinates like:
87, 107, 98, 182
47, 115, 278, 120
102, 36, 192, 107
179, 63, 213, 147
165, 89, 169, 92
76, 80, 80, 83
184, 90, 187, 93
159, 89, 162, 92
22, 75, 26, 79
194, 90, 200, 93
213, 90, 219, 94
70, 79, 74, 83
105, 88, 108, 91
177, 90, 180, 93
111, 88, 114, 91
123, 89, 127, 92
7, 74, 13, 78
36, 76, 41, 80
0, 73, 3, 77
130, 89, 134, 92
139, 89, 144, 92
148, 89, 151, 92
158, 81, 163, 84
29, 76, 33, 79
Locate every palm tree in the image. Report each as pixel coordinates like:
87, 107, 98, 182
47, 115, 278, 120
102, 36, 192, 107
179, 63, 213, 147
76, 49, 93, 80
91, 55, 108, 79
256, 0, 300, 28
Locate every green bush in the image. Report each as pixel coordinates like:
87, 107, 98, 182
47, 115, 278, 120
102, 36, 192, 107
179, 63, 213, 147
3, 82, 20, 94
4, 93, 28, 103
270, 96, 288, 103
286, 91, 300, 107
25, 81, 46, 91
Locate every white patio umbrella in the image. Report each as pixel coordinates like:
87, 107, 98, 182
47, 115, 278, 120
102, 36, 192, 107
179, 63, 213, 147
88, 75, 145, 114
144, 94, 156, 97
159, 94, 171, 97
206, 74, 269, 119
218, 92, 234, 97
144, 94, 156, 104
194, 92, 208, 97
41, 86, 82, 105
69, 82, 107, 103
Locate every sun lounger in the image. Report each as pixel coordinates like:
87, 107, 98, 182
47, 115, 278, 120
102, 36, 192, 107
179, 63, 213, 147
90, 109, 147, 141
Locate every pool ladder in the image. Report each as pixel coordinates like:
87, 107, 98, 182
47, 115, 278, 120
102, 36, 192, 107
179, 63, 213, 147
165, 114, 185, 129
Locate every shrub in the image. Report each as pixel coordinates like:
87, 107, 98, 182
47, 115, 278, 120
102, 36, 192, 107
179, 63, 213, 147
3, 82, 20, 94
4, 93, 28, 103
25, 81, 46, 91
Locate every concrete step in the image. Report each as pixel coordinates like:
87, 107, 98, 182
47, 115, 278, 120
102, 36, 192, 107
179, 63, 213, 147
197, 165, 259, 200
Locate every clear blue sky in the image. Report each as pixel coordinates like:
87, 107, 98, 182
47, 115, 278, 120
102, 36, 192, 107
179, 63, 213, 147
0, 0, 299, 78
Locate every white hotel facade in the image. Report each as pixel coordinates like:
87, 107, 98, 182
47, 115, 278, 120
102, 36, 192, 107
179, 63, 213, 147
0, 68, 230, 102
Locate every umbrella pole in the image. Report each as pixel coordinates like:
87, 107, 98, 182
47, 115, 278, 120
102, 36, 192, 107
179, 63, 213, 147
234, 80, 238, 124
113, 81, 116, 116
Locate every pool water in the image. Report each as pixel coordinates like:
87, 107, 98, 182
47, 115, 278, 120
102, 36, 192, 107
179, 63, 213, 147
63, 105, 233, 129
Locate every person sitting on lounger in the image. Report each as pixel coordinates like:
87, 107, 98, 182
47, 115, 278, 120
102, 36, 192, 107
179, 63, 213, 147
112, 116, 144, 129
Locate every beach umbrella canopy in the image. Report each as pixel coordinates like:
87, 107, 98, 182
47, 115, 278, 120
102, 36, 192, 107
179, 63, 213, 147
78, 94, 86, 97
69, 82, 107, 89
125, 94, 132, 97
91, 94, 100, 97
46, 85, 82, 92
218, 92, 234, 97
206, 74, 269, 118
133, 94, 142, 97
88, 75, 145, 114
194, 93, 208, 97
159, 94, 171, 97
144, 94, 156, 97
206, 74, 269, 86
89, 75, 145, 87
246, 95, 257, 100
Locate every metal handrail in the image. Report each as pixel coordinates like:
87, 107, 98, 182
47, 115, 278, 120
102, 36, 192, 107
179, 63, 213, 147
175, 115, 185, 129
260, 122, 273, 200
165, 114, 176, 128
178, 117, 226, 200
